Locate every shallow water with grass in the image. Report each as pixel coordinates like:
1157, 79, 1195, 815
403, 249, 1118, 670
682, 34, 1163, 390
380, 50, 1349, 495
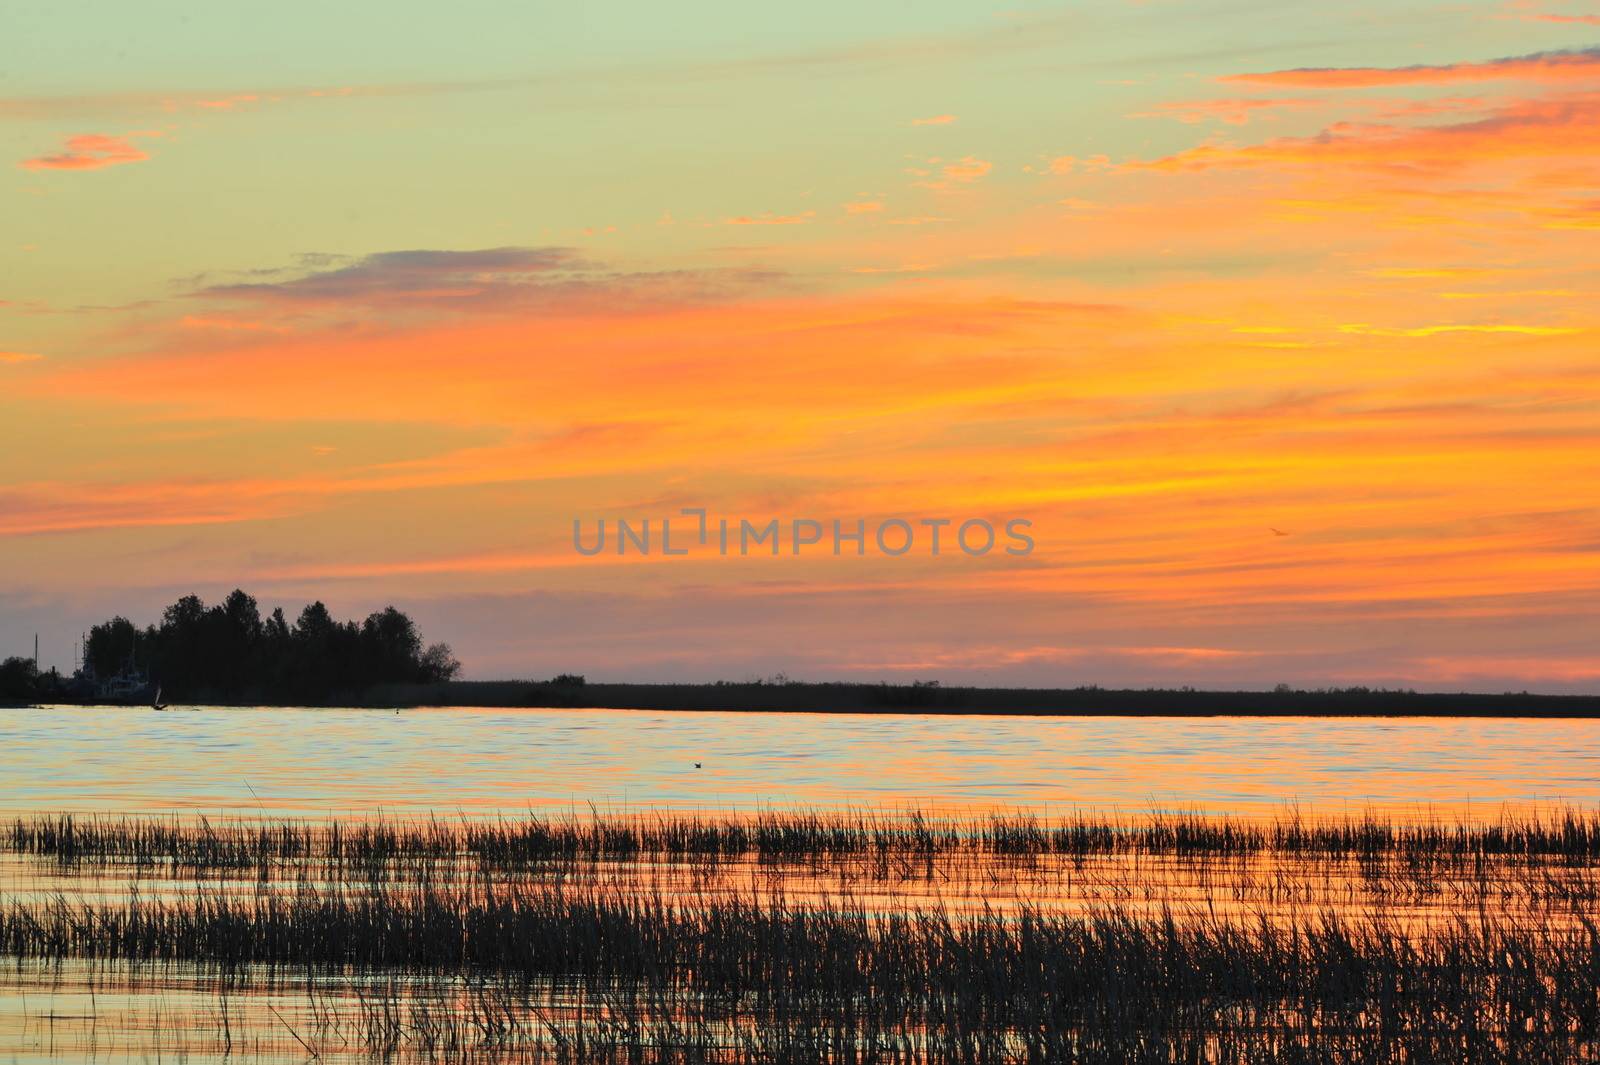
3, 706, 1598, 1061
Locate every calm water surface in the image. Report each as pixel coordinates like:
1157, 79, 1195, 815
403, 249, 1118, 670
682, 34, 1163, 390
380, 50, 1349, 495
3, 705, 1597, 817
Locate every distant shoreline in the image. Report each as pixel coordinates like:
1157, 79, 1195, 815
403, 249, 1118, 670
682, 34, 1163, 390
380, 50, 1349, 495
24, 680, 1600, 716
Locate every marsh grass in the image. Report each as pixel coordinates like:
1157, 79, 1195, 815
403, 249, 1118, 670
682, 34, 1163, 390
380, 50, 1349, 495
3, 808, 1599, 1062
13, 807, 1600, 872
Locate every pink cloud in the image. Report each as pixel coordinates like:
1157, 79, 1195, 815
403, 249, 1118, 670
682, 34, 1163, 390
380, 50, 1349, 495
20, 133, 151, 171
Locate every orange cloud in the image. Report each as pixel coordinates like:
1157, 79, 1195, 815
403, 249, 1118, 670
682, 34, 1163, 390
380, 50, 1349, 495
913, 156, 993, 190
1521, 12, 1600, 25
1224, 47, 1600, 88
942, 156, 991, 181
0, 476, 319, 536
1047, 154, 1112, 174
1136, 96, 1491, 125
10, 32, 1600, 688
723, 211, 816, 225
13, 250, 1599, 694
1372, 96, 1491, 118
0, 85, 361, 121
1133, 93, 1600, 174
1132, 98, 1326, 124
179, 316, 284, 334
194, 93, 263, 110
19, 132, 151, 171
1414, 654, 1600, 683
850, 263, 935, 274
912, 114, 957, 125
844, 200, 884, 214
0, 351, 44, 363
1337, 323, 1581, 337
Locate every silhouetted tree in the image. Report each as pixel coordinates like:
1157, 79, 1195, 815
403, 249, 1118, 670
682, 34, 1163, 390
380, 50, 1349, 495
86, 617, 145, 678
361, 607, 423, 683
83, 591, 459, 702
164, 594, 206, 631
0, 657, 38, 702
221, 589, 263, 641
420, 643, 463, 682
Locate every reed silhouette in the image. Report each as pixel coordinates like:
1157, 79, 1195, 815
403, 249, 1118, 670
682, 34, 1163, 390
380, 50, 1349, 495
2, 807, 1598, 1062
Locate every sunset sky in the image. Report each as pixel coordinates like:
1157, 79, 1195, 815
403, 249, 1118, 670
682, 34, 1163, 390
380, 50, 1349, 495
3, 2, 1598, 690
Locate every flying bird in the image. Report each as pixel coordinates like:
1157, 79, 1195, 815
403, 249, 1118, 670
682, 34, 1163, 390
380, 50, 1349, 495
1270, 527, 1290, 536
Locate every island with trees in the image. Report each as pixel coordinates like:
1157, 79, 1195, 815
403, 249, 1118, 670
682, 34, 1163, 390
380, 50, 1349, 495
2, 589, 459, 705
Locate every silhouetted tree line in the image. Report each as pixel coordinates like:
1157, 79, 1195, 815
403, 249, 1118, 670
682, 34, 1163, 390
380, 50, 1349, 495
83, 590, 460, 701
0, 657, 48, 703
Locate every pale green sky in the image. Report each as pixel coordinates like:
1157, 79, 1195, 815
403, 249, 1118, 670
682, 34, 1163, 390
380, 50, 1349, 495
6, 1, 1574, 317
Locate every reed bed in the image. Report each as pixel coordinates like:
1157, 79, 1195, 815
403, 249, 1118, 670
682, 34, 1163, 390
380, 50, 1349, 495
3, 808, 1599, 1062
1, 881, 1597, 1062
12, 807, 1600, 873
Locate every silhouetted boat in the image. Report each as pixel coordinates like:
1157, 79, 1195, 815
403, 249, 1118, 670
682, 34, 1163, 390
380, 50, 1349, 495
69, 633, 155, 706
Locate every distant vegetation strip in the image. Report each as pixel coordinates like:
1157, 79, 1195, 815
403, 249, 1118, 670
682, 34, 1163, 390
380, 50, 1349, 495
366, 677, 1600, 715
25, 677, 1600, 713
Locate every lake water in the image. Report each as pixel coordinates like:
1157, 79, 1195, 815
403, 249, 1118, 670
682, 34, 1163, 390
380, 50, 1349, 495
4, 704, 1600, 1063
3, 704, 1597, 817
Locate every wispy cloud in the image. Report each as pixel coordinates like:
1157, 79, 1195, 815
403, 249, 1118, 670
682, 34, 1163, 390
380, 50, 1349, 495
202, 247, 579, 303
722, 211, 816, 226
1337, 323, 1582, 337
1225, 47, 1600, 88
0, 12, 1083, 123
911, 156, 993, 191
1131, 98, 1326, 125
942, 156, 992, 181
1519, 12, 1600, 26
1132, 93, 1600, 174
0, 85, 367, 121
20, 133, 152, 171
912, 114, 957, 126
0, 351, 45, 364
194, 246, 785, 315
850, 263, 936, 274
